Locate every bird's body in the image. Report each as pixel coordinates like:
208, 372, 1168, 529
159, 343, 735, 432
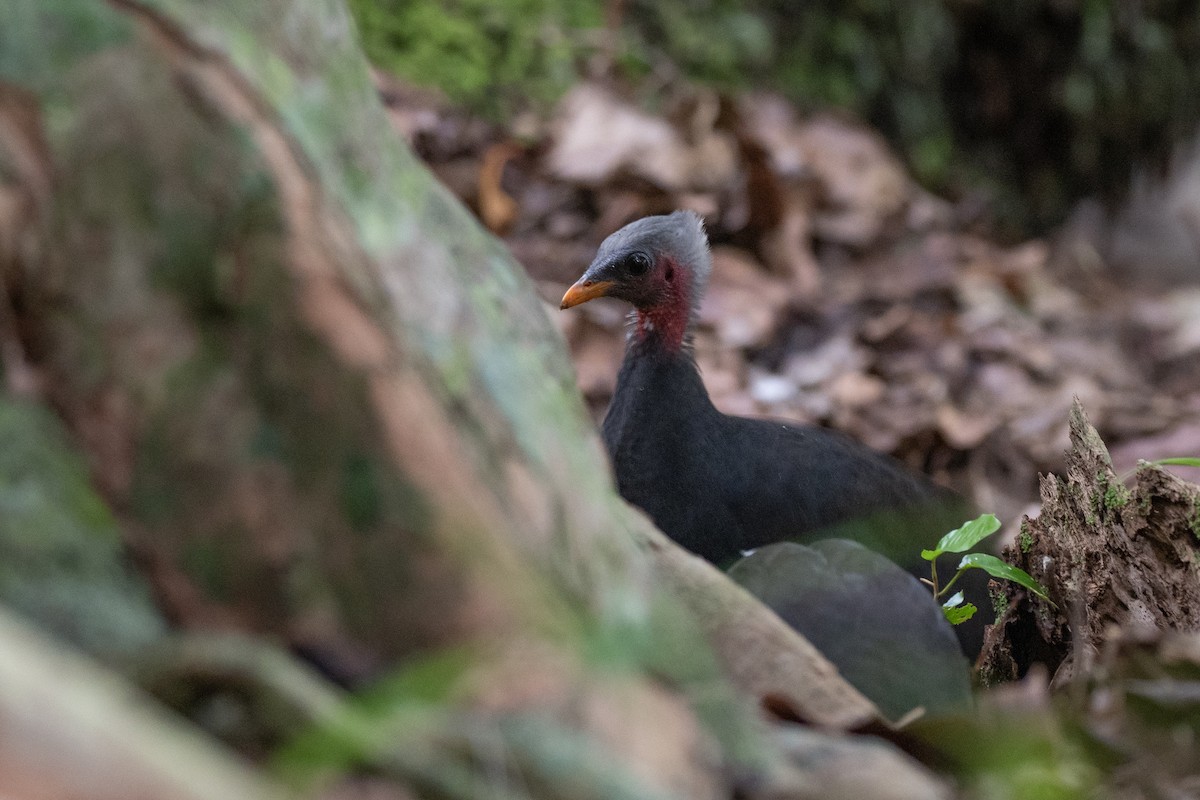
603, 327, 960, 564
562, 211, 966, 567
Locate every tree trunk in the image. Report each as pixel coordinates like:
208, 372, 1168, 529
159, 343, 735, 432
0, 1, 934, 797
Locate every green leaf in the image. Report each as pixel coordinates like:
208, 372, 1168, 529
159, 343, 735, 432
1150, 457, 1200, 468
941, 591, 977, 625
958, 553, 1051, 602
922, 513, 1001, 561
943, 602, 977, 625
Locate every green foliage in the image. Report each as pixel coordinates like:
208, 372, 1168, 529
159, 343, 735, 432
753, 0, 1200, 233
623, 0, 773, 87
350, 0, 1200, 234
941, 591, 977, 625
959, 553, 1050, 603
276, 647, 476, 785
911, 710, 1103, 799
347, 0, 602, 115
1149, 457, 1200, 469
923, 514, 1052, 625
921, 513, 1001, 561
760, 0, 957, 178
276, 645, 689, 800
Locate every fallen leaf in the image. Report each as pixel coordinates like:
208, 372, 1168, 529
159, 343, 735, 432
699, 246, 791, 348
547, 84, 737, 193
477, 141, 521, 234
827, 371, 886, 409
936, 404, 1000, 449
798, 115, 910, 248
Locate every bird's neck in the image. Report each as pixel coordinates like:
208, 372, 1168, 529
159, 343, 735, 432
607, 328, 717, 442
633, 264, 696, 354
633, 306, 691, 353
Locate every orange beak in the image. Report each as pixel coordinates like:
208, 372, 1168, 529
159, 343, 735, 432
560, 279, 616, 309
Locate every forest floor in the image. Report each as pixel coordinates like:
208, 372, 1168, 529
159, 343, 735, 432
378, 72, 1200, 549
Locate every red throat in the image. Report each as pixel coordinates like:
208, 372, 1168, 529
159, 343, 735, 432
635, 257, 692, 352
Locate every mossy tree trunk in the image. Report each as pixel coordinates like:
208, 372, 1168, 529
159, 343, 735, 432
0, 1, 911, 797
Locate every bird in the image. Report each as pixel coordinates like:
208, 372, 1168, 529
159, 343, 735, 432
560, 211, 988, 671
560, 210, 971, 568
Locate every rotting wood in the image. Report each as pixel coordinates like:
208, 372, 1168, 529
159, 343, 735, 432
979, 399, 1200, 686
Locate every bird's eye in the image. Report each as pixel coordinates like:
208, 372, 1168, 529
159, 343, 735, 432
627, 252, 651, 276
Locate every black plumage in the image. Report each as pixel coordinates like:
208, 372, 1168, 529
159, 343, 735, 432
562, 211, 969, 568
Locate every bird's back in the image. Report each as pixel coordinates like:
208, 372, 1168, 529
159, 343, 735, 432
718, 414, 968, 563
602, 346, 967, 565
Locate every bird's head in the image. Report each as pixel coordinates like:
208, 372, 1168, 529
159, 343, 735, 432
560, 211, 711, 351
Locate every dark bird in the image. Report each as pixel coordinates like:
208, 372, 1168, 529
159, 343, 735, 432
560, 211, 969, 567
561, 212, 987, 678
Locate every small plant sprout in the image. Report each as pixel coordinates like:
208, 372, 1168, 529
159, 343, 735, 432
921, 514, 1054, 625
1147, 457, 1200, 468
1119, 456, 1200, 483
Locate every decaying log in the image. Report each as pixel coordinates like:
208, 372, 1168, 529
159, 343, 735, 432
979, 399, 1200, 685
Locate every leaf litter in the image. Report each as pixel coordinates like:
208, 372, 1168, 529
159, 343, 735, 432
375, 70, 1200, 541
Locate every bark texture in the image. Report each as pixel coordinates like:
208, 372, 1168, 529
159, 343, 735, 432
979, 399, 1200, 685
0, 1, 931, 798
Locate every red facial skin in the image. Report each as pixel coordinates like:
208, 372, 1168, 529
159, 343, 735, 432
633, 256, 692, 353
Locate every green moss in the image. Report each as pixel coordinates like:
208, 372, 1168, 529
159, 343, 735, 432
1103, 481, 1131, 512
0, 397, 165, 657
1018, 521, 1034, 554
1092, 469, 1131, 517
990, 585, 1009, 622
347, 0, 602, 117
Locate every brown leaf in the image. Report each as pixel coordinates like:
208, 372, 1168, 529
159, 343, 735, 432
477, 141, 521, 234
699, 246, 791, 348
797, 115, 910, 248
936, 403, 999, 449
758, 196, 822, 298
547, 84, 737, 192
828, 371, 886, 409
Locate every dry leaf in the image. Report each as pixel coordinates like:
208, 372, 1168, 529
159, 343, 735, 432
700, 246, 791, 348
547, 84, 736, 192
478, 141, 521, 234
936, 403, 999, 449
